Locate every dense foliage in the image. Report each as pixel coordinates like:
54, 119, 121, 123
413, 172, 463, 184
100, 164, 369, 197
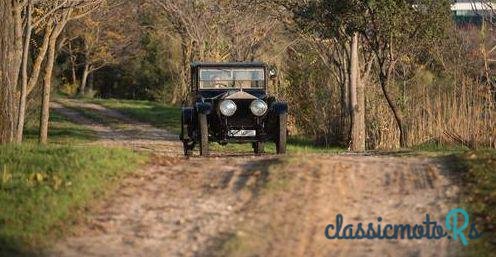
62, 0, 495, 150
1, 0, 495, 149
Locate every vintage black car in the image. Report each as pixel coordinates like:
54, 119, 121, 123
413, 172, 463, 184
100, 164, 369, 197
180, 62, 288, 156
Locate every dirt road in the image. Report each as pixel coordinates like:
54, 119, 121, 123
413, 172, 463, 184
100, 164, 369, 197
47, 99, 461, 257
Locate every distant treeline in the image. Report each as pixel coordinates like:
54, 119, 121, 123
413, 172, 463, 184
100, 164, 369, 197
1, 0, 495, 149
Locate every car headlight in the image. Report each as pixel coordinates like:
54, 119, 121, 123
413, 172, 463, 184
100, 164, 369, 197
219, 100, 237, 116
250, 99, 268, 116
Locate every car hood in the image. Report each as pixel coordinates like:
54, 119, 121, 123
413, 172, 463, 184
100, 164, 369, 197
224, 90, 258, 100
198, 89, 267, 101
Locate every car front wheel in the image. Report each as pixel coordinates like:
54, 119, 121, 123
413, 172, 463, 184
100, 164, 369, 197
198, 113, 209, 156
276, 113, 287, 154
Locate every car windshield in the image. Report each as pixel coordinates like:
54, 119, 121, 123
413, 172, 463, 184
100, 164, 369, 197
199, 68, 265, 89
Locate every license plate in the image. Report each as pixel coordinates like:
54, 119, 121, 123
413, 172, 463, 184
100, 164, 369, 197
228, 130, 256, 137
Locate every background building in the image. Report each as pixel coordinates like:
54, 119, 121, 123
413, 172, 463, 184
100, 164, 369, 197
453, 0, 495, 24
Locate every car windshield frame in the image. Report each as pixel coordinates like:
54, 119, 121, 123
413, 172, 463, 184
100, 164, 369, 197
198, 67, 266, 90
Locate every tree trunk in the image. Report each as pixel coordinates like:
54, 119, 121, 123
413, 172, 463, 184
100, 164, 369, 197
88, 72, 94, 92
174, 39, 192, 104
356, 70, 366, 149
13, 24, 53, 144
71, 59, 78, 85
39, 13, 69, 144
26, 25, 54, 96
79, 63, 90, 96
337, 45, 350, 144
39, 36, 58, 144
379, 69, 407, 148
349, 33, 366, 152
0, 0, 15, 144
12, 1, 24, 124
69, 41, 78, 86
16, 0, 33, 143
0, 0, 22, 144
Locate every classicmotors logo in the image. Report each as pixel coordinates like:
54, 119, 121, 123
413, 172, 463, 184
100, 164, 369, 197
325, 208, 482, 246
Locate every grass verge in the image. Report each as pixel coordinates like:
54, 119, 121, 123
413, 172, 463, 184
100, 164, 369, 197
1, 106, 148, 256
449, 150, 496, 257
0, 144, 147, 256
84, 98, 181, 133
23, 111, 97, 145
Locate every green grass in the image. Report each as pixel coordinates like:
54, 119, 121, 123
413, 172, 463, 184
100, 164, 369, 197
0, 144, 147, 256
23, 112, 97, 145
84, 98, 181, 133
210, 137, 345, 154
449, 150, 496, 257
0, 107, 148, 256
361, 141, 473, 158
411, 140, 471, 156
55, 98, 124, 128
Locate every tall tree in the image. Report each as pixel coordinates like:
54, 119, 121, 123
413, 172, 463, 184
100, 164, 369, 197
38, 0, 105, 144
65, 8, 129, 96
150, 0, 283, 104
39, 11, 70, 144
288, 0, 369, 150
17, 0, 74, 143
0, 0, 23, 144
16, 0, 33, 143
290, 0, 452, 148
14, 0, 105, 143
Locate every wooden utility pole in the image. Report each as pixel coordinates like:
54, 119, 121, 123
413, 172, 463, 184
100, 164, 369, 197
349, 32, 366, 152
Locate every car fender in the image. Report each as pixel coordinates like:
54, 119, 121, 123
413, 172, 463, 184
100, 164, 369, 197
195, 102, 213, 115
270, 101, 288, 115
181, 107, 194, 140
181, 107, 194, 124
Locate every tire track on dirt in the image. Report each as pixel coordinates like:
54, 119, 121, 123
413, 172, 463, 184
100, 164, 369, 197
217, 156, 461, 257
47, 99, 281, 257
48, 99, 461, 257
